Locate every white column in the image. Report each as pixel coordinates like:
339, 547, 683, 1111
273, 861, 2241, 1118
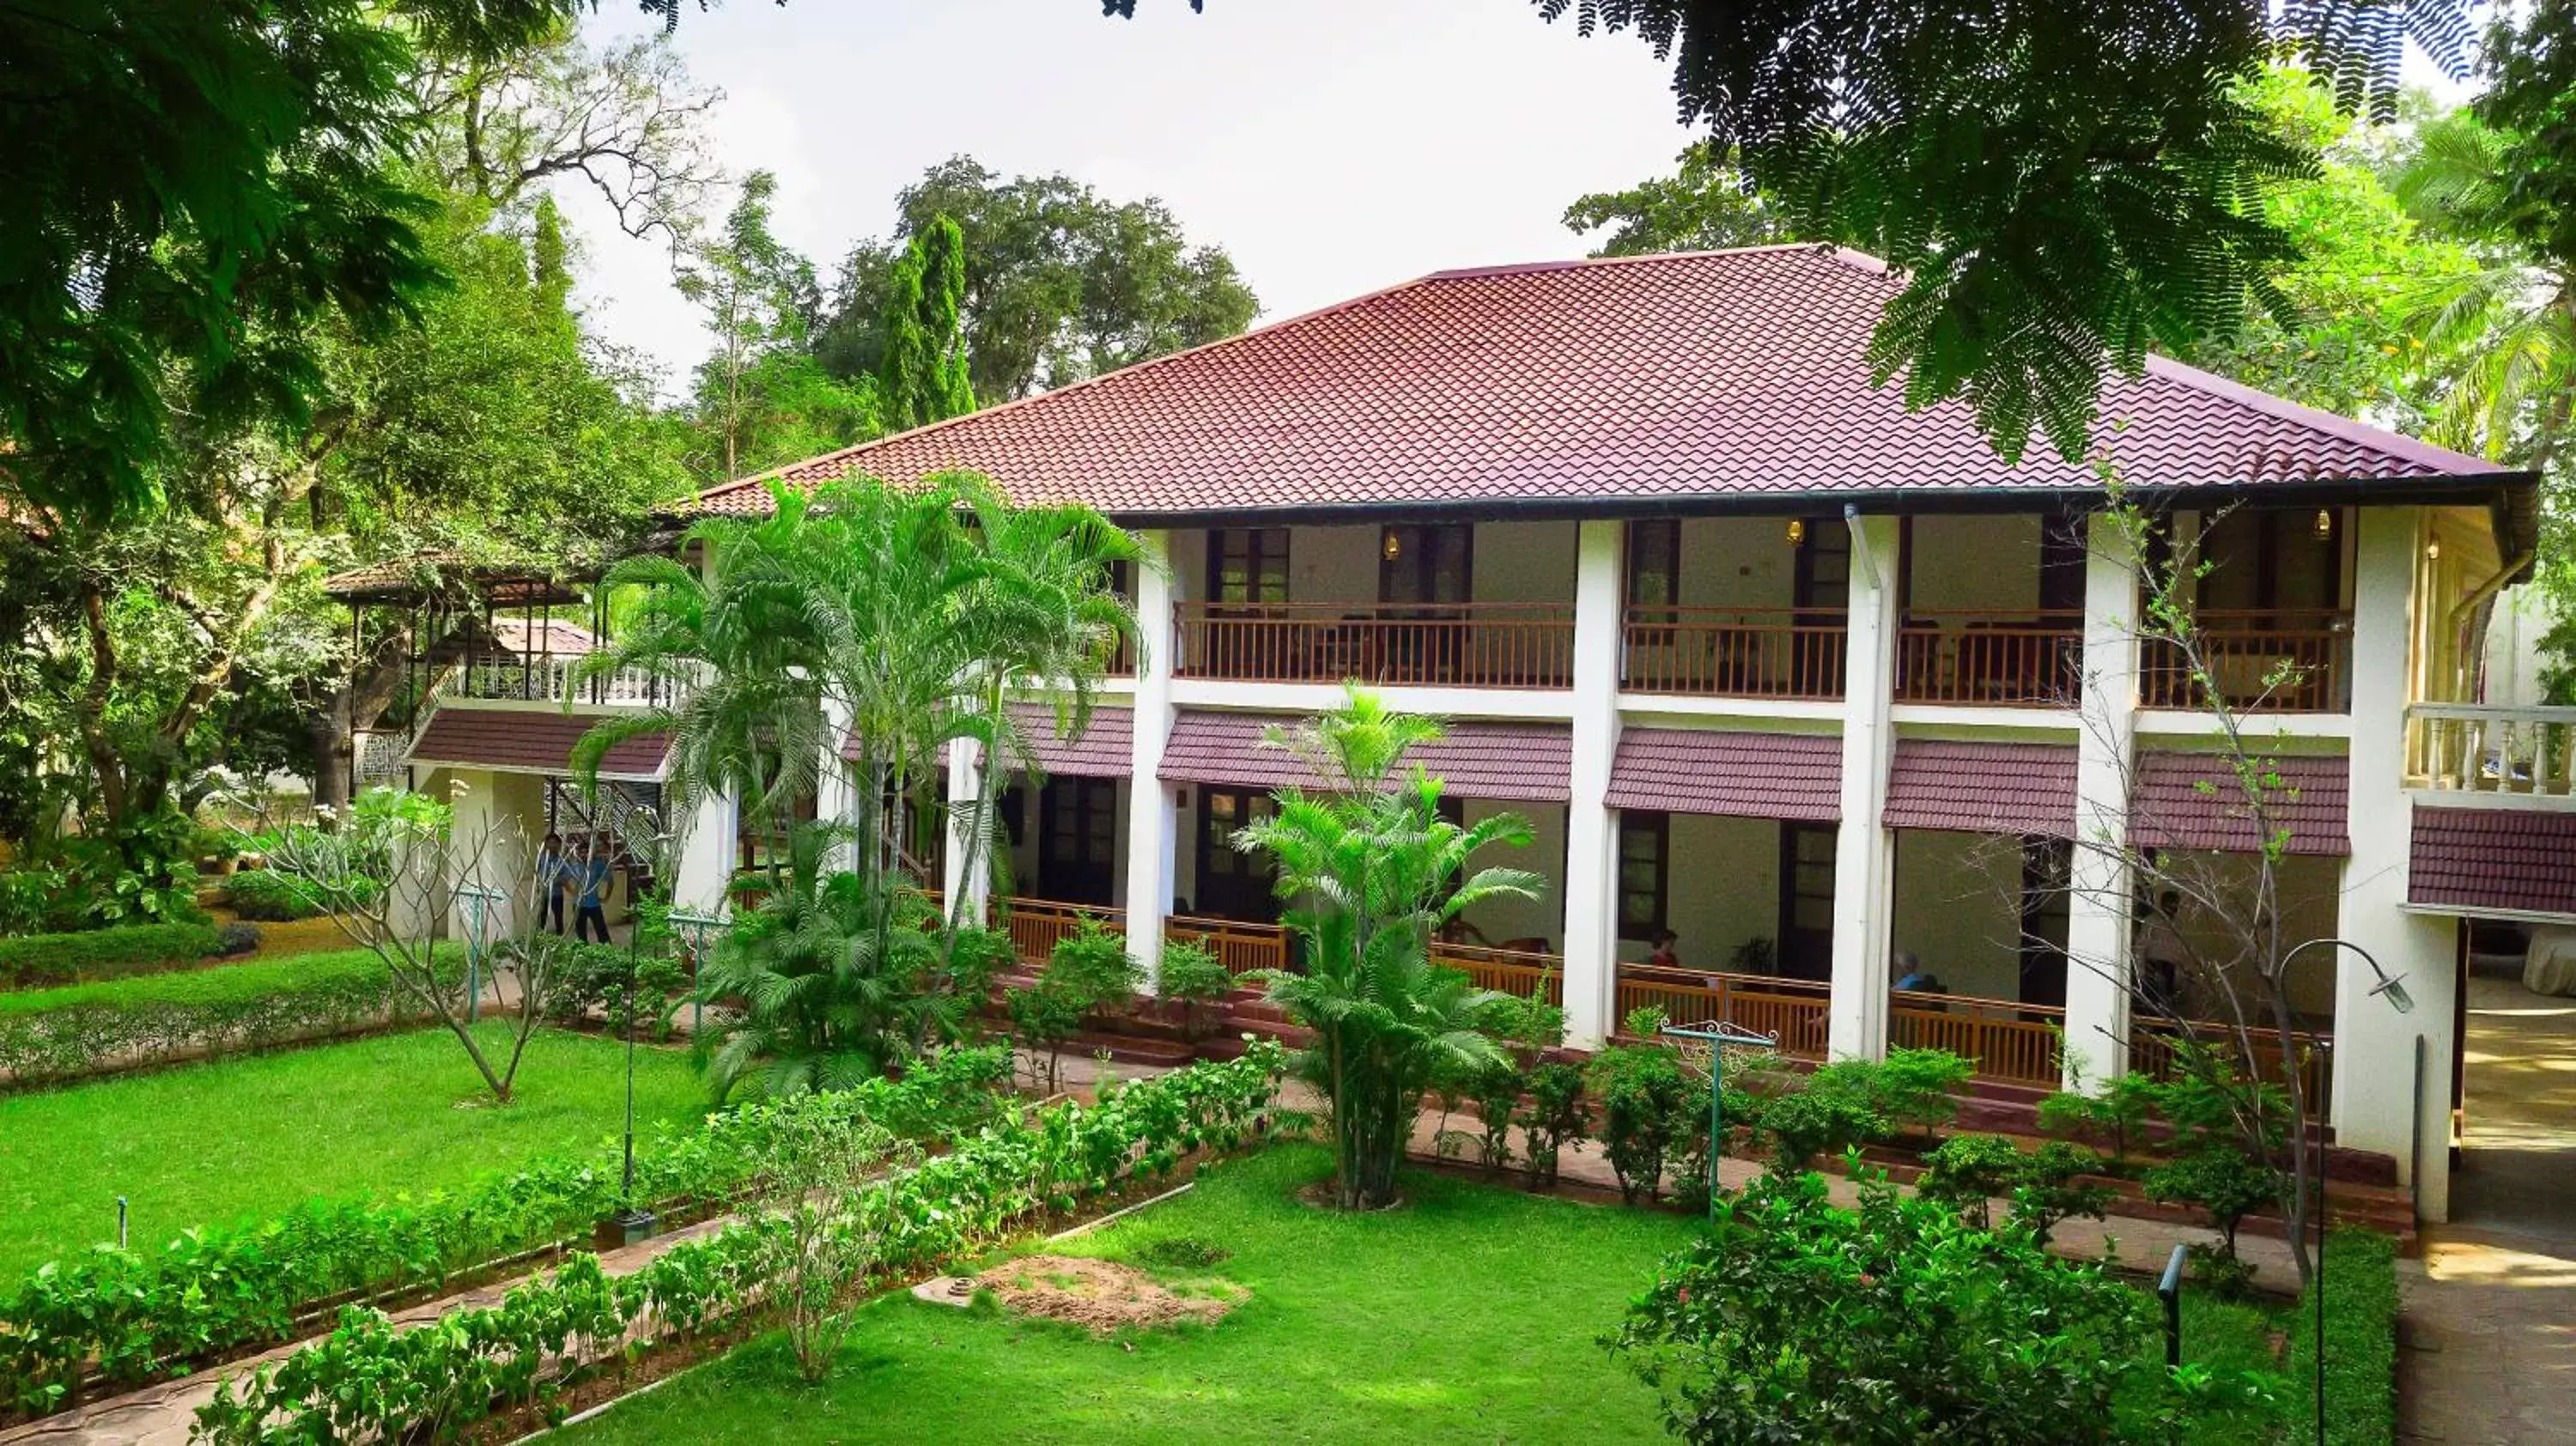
444, 769, 515, 939
940, 735, 987, 920
1828, 513, 1902, 1060
817, 692, 860, 877
1121, 531, 1180, 990
2336, 506, 2456, 1219
671, 781, 738, 920
2064, 510, 2142, 1087
1561, 519, 1625, 1049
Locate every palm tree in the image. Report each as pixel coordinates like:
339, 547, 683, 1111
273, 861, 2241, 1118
1236, 688, 1545, 1209
945, 489, 1147, 938
2396, 112, 2576, 487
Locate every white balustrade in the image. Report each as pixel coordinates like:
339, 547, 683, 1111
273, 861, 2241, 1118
2404, 702, 2576, 798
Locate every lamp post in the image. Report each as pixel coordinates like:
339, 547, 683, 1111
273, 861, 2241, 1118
1659, 1018, 1778, 1218
2277, 936, 2413, 1446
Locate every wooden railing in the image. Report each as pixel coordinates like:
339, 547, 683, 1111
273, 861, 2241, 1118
1613, 969, 1832, 1056
1432, 942, 1564, 1006
1889, 990, 2065, 1086
997, 897, 1124, 965
1621, 605, 1845, 698
2139, 610, 2352, 714
1174, 601, 1576, 688
2405, 702, 2576, 798
2129, 1021, 2332, 1119
1165, 914, 1291, 976
1893, 611, 2083, 706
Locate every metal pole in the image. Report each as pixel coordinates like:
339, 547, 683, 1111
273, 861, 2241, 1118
117, 1196, 127, 1251
1661, 1018, 1777, 1219
2156, 1243, 2187, 1369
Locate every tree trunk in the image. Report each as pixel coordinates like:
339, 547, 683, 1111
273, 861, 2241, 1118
310, 690, 356, 817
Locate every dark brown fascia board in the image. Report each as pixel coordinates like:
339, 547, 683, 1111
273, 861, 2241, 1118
1086, 471, 2538, 530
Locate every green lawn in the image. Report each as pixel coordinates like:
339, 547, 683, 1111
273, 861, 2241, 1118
568, 1144, 1698, 1445
0, 1024, 707, 1279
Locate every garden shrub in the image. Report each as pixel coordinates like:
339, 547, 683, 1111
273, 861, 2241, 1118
1605, 1169, 2180, 1445
1154, 939, 1233, 1039
190, 1045, 1288, 1443
2038, 1070, 2162, 1170
2287, 1230, 2398, 1446
1048, 916, 1144, 1017
221, 868, 327, 922
1917, 1134, 2112, 1244
1467, 1060, 1521, 1176
538, 940, 690, 1040
0, 921, 222, 991
212, 922, 262, 957
1589, 1043, 1694, 1203
1517, 1060, 1587, 1189
0, 1047, 1018, 1416
1751, 1078, 1890, 1174
0, 949, 428, 1088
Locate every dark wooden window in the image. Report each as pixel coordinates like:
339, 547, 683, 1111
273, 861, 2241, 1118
2017, 835, 2073, 1006
1617, 811, 1669, 940
1793, 519, 1850, 613
2038, 509, 2087, 615
1208, 529, 1290, 604
1777, 822, 1838, 979
1379, 524, 1473, 605
1626, 519, 1680, 613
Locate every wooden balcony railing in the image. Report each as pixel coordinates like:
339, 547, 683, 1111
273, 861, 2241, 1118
1613, 968, 1832, 1056
997, 896, 1124, 965
1174, 601, 1575, 688
2139, 610, 2352, 714
1621, 605, 1846, 699
1432, 942, 1564, 1006
1166, 914, 1291, 975
2404, 702, 2576, 798
1889, 990, 2065, 1086
1893, 611, 2083, 706
2129, 1021, 2331, 1119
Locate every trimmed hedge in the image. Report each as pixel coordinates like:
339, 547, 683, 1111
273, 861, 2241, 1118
220, 869, 326, 923
191, 1045, 1287, 1443
2287, 1229, 2399, 1446
0, 950, 428, 1089
0, 923, 222, 992
2, 1046, 1018, 1416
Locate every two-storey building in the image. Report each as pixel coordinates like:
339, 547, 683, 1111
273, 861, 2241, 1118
368, 246, 2554, 1223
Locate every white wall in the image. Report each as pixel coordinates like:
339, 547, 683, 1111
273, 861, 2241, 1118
1612, 812, 1783, 975
1677, 517, 1795, 610
1889, 829, 2025, 999
2482, 583, 2559, 706
1909, 514, 2045, 612
1473, 521, 1578, 605
1454, 799, 1566, 946
1291, 526, 1379, 605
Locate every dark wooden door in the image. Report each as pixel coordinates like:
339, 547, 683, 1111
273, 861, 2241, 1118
2017, 836, 2072, 1006
1777, 822, 1837, 980
1194, 787, 1279, 922
1038, 778, 1119, 908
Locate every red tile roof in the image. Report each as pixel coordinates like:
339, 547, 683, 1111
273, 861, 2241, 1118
1157, 710, 1571, 803
685, 246, 2506, 523
2409, 806, 2576, 918
854, 702, 1133, 778
1883, 739, 2078, 836
1606, 727, 1842, 821
2129, 751, 2350, 856
408, 708, 669, 781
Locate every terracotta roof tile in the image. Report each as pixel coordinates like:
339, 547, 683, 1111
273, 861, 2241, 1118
2130, 751, 2349, 856
1883, 739, 2077, 836
408, 709, 668, 781
1157, 711, 1571, 803
1606, 727, 1841, 821
2409, 806, 2576, 917
684, 247, 2503, 523
854, 702, 1133, 778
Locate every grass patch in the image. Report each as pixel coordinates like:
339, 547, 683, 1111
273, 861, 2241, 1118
563, 1143, 1698, 1445
0, 1024, 706, 1279
2287, 1230, 2398, 1446
0, 945, 396, 1019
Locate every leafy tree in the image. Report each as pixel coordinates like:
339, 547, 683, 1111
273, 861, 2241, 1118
1562, 140, 1792, 256
1236, 689, 1544, 1210
875, 216, 978, 433
0, 0, 580, 521
816, 155, 1259, 403
680, 172, 876, 483
1111, 0, 2472, 465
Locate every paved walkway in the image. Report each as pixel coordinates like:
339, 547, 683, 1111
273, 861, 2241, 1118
2397, 969, 2576, 1445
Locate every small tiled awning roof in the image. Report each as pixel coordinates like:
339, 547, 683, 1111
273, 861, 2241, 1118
407, 709, 669, 781
1606, 727, 1841, 821
1883, 739, 2077, 836
2129, 751, 2350, 856
2409, 806, 2576, 918
1158, 711, 1572, 803
855, 702, 1133, 779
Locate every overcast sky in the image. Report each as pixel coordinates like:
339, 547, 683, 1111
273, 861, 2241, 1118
558, 0, 1698, 392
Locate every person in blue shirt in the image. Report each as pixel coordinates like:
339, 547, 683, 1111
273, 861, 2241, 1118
572, 835, 613, 944
534, 832, 568, 935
